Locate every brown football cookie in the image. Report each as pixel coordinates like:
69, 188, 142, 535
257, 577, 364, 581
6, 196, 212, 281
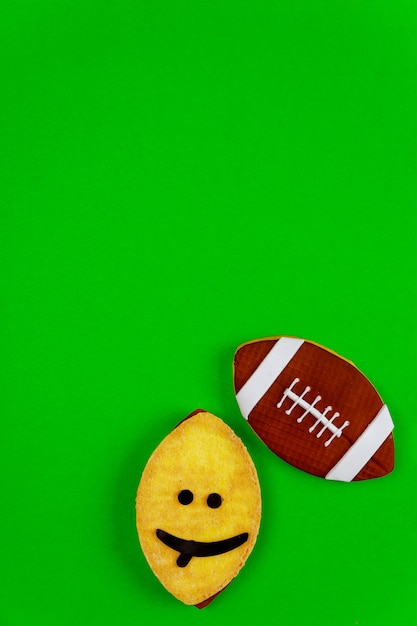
136, 410, 262, 607
234, 336, 394, 481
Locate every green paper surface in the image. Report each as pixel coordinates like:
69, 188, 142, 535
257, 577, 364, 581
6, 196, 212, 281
1, 2, 416, 625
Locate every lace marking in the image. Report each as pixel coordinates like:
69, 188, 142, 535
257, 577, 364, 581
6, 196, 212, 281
277, 377, 349, 446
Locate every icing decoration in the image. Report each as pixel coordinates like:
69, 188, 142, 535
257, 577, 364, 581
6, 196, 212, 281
136, 410, 261, 607
155, 529, 249, 568
178, 489, 193, 505
233, 337, 394, 481
325, 404, 393, 481
277, 377, 350, 446
236, 337, 303, 419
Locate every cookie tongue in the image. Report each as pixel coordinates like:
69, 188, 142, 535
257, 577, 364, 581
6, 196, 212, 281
176, 553, 193, 568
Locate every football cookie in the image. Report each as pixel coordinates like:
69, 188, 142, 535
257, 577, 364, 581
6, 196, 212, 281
233, 337, 394, 481
136, 410, 261, 607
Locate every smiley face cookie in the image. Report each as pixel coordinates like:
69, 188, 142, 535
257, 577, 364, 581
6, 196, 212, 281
136, 410, 261, 607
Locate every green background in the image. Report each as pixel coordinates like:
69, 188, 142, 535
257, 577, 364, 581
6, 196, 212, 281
1, 2, 416, 625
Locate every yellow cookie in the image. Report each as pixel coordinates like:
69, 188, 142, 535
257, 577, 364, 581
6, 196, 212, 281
136, 410, 262, 607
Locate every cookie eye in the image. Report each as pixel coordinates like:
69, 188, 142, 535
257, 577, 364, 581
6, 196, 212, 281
178, 489, 193, 505
207, 493, 222, 508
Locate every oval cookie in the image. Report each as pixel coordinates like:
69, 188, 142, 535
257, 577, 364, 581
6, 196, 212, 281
136, 410, 261, 607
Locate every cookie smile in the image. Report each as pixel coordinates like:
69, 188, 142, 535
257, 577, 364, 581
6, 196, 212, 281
156, 529, 249, 567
